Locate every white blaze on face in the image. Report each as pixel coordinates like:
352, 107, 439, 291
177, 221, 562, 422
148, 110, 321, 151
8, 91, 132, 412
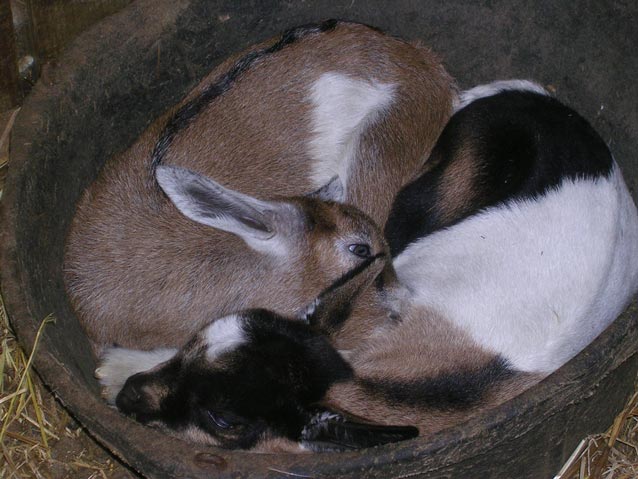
308, 72, 396, 190
203, 314, 248, 361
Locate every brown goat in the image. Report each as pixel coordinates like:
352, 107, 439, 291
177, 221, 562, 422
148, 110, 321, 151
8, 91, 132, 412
64, 20, 456, 351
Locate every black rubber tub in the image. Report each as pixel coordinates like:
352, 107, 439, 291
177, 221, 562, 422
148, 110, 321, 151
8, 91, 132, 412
2, 1, 637, 477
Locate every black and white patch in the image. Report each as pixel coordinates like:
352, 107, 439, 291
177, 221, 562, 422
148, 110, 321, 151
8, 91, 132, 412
359, 356, 514, 410
385, 88, 614, 256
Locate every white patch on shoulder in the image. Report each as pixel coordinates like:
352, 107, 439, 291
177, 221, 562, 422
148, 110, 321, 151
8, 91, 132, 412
395, 164, 638, 373
454, 79, 549, 111
203, 314, 247, 361
308, 72, 396, 191
96, 347, 177, 404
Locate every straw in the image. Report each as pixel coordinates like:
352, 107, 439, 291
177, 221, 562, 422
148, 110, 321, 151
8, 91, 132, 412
0, 313, 55, 445
555, 388, 638, 478
0, 292, 133, 478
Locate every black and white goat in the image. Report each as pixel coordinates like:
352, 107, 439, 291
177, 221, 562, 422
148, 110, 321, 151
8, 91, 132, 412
97, 81, 638, 451
386, 80, 638, 373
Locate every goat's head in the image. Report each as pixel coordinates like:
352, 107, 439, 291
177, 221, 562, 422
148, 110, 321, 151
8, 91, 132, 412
100, 256, 417, 451
156, 165, 394, 314
107, 308, 416, 451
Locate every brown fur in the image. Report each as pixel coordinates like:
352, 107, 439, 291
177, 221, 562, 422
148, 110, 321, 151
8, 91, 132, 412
436, 141, 480, 224
67, 194, 389, 350
64, 21, 456, 352
324, 305, 543, 436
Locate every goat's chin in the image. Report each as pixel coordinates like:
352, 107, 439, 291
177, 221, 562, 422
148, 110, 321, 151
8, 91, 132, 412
150, 424, 309, 453
151, 424, 222, 448
251, 436, 309, 454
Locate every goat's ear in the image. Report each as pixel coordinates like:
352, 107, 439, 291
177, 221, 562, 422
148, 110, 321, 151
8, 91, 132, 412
300, 411, 418, 451
306, 176, 345, 203
157, 166, 291, 252
300, 254, 386, 333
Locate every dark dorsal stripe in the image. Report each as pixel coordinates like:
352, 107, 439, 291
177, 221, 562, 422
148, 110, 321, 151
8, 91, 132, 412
385, 90, 614, 257
359, 356, 514, 410
306, 254, 386, 334
149, 19, 341, 181
319, 253, 385, 299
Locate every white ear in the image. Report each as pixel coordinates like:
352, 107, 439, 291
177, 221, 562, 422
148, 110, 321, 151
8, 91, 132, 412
156, 165, 292, 252
95, 347, 177, 404
307, 176, 345, 203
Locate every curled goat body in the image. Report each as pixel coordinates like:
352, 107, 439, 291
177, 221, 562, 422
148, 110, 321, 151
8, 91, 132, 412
386, 80, 638, 373
96, 82, 638, 451
64, 20, 456, 351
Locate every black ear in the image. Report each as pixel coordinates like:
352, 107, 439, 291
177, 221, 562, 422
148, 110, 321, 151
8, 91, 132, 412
300, 254, 386, 334
300, 411, 418, 451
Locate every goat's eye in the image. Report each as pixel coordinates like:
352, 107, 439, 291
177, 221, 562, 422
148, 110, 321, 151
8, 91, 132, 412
348, 243, 372, 258
207, 410, 234, 430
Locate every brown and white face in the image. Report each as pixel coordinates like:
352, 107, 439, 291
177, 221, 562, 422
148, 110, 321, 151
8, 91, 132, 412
156, 165, 391, 313
103, 309, 417, 451
290, 196, 391, 298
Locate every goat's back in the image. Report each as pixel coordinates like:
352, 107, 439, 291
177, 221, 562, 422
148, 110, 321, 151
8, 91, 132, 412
387, 82, 638, 373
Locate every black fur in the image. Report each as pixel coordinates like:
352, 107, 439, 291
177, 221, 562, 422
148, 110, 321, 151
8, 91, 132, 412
117, 309, 353, 449
116, 308, 424, 450
149, 19, 341, 181
359, 356, 514, 410
301, 415, 418, 451
385, 90, 614, 256
307, 254, 385, 334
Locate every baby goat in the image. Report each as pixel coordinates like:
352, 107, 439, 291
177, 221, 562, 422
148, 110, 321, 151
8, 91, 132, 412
64, 20, 456, 352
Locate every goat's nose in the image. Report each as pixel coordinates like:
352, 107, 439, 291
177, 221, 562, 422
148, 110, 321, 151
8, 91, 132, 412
116, 381, 147, 417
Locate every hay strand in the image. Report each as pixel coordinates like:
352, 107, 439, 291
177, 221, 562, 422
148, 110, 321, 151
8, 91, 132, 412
0, 313, 55, 445
0, 291, 136, 478
555, 388, 638, 478
26, 371, 51, 451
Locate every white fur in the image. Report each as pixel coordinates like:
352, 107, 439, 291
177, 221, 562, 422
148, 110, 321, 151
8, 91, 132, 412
308, 72, 396, 190
454, 80, 549, 111
204, 314, 247, 360
96, 347, 177, 404
394, 165, 638, 373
